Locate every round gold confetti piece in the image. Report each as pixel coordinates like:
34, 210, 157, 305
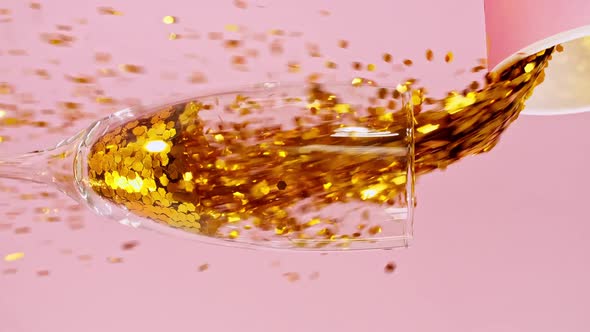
384, 262, 396, 273
445, 52, 454, 63
277, 181, 287, 190
382, 53, 392, 63
426, 49, 434, 61
367, 63, 376, 71
402, 59, 413, 66
198, 263, 209, 272
162, 16, 176, 24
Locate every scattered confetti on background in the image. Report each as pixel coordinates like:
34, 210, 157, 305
1, 1, 590, 331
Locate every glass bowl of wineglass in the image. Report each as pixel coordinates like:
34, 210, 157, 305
0, 81, 415, 251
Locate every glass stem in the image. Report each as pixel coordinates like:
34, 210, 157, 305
0, 151, 54, 184
0, 135, 82, 199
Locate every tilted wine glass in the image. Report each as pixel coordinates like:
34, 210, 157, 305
0, 82, 415, 251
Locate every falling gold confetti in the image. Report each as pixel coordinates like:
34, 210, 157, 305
268, 29, 285, 36
119, 64, 144, 74
283, 272, 300, 282
41, 33, 75, 46
121, 241, 139, 250
524, 62, 535, 73
107, 257, 123, 263
56, 25, 72, 31
3, 268, 17, 275
198, 263, 209, 272
306, 43, 321, 57
287, 62, 301, 73
382, 53, 392, 63
426, 49, 434, 61
367, 63, 376, 71
224, 40, 241, 48
471, 65, 486, 73
4, 252, 24, 262
189, 72, 208, 84
34, 69, 51, 79
66, 75, 95, 84
7, 49, 27, 56
0, 84, 12, 95
270, 39, 283, 55
96, 96, 115, 104
37, 270, 50, 277
384, 262, 397, 273
325, 61, 337, 69
338, 40, 349, 48
225, 24, 239, 32
445, 52, 454, 63
208, 32, 223, 40
233, 0, 248, 9
14, 227, 31, 234
417, 123, 440, 134
556, 44, 564, 52
162, 16, 176, 24
98, 7, 123, 15
78, 254, 93, 261
231, 55, 246, 65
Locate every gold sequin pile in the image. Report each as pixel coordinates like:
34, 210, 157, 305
86, 48, 553, 247
88, 85, 413, 247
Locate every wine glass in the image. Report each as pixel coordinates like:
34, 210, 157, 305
0, 82, 415, 251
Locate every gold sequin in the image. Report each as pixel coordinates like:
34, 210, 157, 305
4, 252, 24, 262
162, 16, 176, 24
445, 52, 454, 63
426, 49, 434, 61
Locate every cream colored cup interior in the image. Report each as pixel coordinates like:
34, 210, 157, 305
492, 26, 590, 116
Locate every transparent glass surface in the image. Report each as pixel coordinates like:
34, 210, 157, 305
0, 82, 415, 251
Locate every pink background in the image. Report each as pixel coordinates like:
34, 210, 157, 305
1, 1, 590, 331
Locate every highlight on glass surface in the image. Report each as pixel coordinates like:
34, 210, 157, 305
0, 82, 415, 251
